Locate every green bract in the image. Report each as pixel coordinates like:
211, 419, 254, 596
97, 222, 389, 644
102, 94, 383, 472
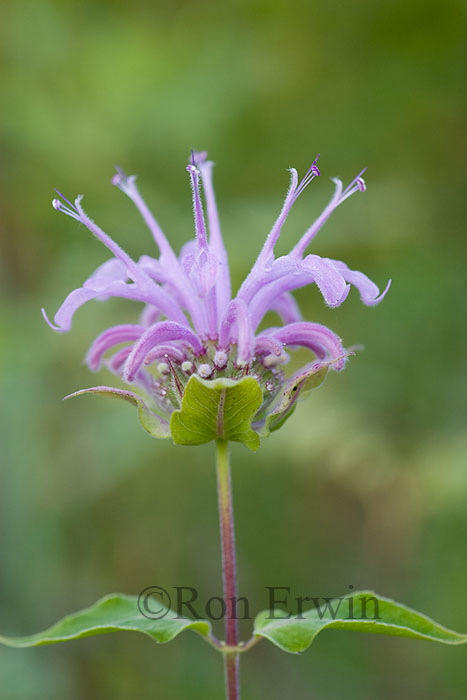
170, 375, 263, 450
254, 361, 330, 437
65, 386, 171, 438
66, 360, 338, 450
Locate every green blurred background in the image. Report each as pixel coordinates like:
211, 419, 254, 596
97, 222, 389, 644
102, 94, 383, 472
1, 0, 466, 698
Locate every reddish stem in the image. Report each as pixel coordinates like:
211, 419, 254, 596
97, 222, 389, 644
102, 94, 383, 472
216, 440, 240, 700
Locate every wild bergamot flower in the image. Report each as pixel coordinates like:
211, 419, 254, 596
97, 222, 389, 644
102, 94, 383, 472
43, 152, 390, 449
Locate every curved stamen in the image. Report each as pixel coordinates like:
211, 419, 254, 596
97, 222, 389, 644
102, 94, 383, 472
294, 155, 321, 199
338, 169, 367, 203
52, 190, 81, 219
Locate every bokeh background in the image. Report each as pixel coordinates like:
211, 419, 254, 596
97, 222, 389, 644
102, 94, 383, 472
1, 1, 466, 698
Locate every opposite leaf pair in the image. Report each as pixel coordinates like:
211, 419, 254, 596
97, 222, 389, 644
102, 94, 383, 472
2, 591, 465, 653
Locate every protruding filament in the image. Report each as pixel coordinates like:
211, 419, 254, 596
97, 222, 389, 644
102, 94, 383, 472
52, 190, 80, 220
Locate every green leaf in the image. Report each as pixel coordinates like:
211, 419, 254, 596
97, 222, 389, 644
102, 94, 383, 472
170, 375, 263, 450
256, 361, 331, 437
254, 590, 467, 653
0, 594, 211, 648
65, 386, 170, 439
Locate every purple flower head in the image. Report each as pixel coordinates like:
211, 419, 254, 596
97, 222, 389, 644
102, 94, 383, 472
44, 153, 390, 447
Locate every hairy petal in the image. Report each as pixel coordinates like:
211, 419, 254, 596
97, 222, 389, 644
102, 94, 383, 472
112, 171, 177, 262
238, 255, 299, 306
244, 155, 320, 280
186, 164, 209, 252
291, 178, 343, 258
107, 346, 133, 372
136, 255, 167, 283
84, 259, 128, 290
254, 335, 284, 357
42, 288, 96, 332
111, 173, 206, 331
73, 198, 188, 325
238, 169, 300, 303
182, 250, 219, 298
105, 349, 166, 406
247, 255, 388, 332
196, 154, 232, 312
266, 292, 303, 325
88, 346, 160, 400
327, 259, 391, 306
290, 171, 367, 258
140, 305, 161, 326
268, 321, 347, 370
246, 255, 349, 331
74, 197, 148, 285
302, 255, 350, 307
184, 163, 220, 336
86, 324, 145, 371
124, 321, 204, 383
45, 196, 193, 331
144, 344, 188, 365
182, 251, 219, 338
255, 168, 299, 269
219, 299, 254, 365
42, 280, 171, 333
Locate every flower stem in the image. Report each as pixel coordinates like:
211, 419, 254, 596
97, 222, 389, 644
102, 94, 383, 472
216, 439, 240, 700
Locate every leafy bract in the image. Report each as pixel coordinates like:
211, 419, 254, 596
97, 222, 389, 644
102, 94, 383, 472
255, 361, 331, 437
65, 386, 170, 438
170, 375, 263, 450
253, 590, 467, 653
0, 594, 210, 648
